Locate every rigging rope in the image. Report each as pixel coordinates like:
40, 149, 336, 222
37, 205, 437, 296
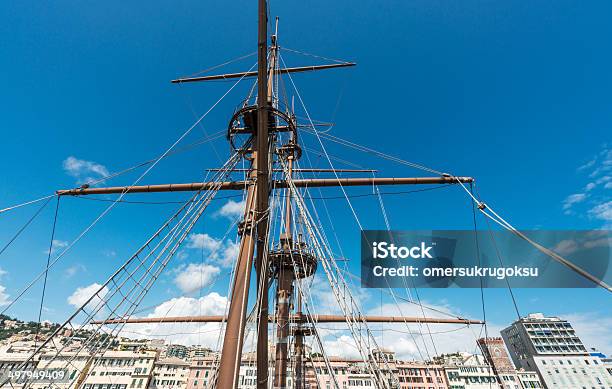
0, 131, 227, 217
3, 151, 243, 389
34, 196, 61, 347
282, 158, 399, 389
181, 52, 257, 79
0, 195, 54, 257
306, 114, 611, 294
283, 51, 438, 367
0, 194, 55, 215
302, 129, 445, 176
0, 62, 258, 318
373, 182, 433, 361
457, 181, 612, 293
470, 183, 490, 338
280, 47, 354, 65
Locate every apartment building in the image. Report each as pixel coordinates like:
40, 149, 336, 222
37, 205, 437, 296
305, 355, 448, 389
438, 353, 499, 389
150, 357, 190, 389
501, 313, 612, 389
515, 371, 542, 389
81, 350, 156, 389
186, 356, 217, 389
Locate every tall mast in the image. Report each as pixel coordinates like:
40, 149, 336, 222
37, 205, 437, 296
255, 0, 271, 387
215, 0, 270, 387
273, 132, 295, 389
49, 3, 484, 386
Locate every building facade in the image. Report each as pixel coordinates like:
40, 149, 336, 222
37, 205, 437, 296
81, 350, 156, 389
501, 313, 611, 389
150, 357, 190, 389
305, 356, 448, 389
439, 353, 499, 389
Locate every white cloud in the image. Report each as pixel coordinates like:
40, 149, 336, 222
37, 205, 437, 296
174, 263, 221, 294
117, 293, 228, 347
553, 239, 579, 256
0, 268, 8, 306
103, 250, 117, 258
578, 158, 596, 172
187, 233, 223, 252
303, 273, 371, 317
217, 200, 245, 219
588, 200, 612, 222
0, 285, 10, 307
218, 241, 239, 268
64, 264, 86, 278
176, 250, 189, 261
322, 335, 361, 359
67, 283, 109, 311
562, 193, 587, 211
147, 293, 227, 317
563, 146, 612, 223
588, 148, 612, 178
185, 233, 239, 268
46, 239, 68, 255
62, 156, 109, 184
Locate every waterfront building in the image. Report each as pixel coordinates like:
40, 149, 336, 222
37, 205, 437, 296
501, 313, 611, 388
81, 350, 156, 389
150, 357, 190, 389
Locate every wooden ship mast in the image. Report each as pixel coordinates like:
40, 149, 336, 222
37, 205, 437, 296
61, 0, 477, 388
1, 1, 483, 389
67, 1, 476, 387
1, 2, 610, 389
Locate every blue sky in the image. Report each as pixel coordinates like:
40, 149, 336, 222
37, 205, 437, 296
0, 0, 611, 357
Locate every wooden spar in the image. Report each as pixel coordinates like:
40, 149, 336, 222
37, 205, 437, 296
171, 63, 356, 83
91, 315, 484, 325
56, 176, 474, 196
215, 164, 258, 389
204, 168, 378, 173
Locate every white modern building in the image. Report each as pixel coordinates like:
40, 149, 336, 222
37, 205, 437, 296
501, 313, 612, 389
